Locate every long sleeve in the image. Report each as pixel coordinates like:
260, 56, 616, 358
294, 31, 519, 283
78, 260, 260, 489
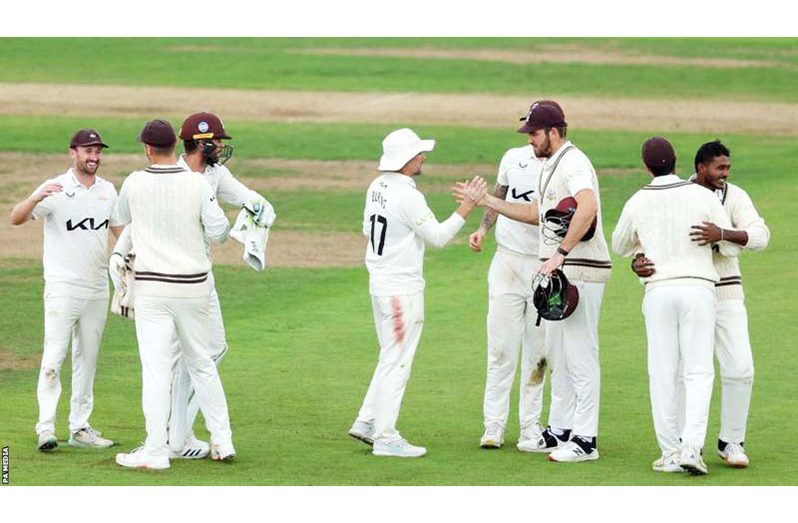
611, 198, 640, 257
402, 191, 465, 249
731, 188, 770, 251
216, 165, 254, 207
200, 184, 230, 243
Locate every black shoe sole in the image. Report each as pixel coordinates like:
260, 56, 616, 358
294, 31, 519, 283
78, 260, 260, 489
349, 432, 374, 447
681, 464, 708, 476
38, 441, 57, 451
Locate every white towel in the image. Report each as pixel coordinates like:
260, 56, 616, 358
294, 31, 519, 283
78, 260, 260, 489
110, 253, 136, 320
230, 202, 276, 272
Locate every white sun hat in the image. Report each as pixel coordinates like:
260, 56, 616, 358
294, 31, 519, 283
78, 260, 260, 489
377, 128, 436, 172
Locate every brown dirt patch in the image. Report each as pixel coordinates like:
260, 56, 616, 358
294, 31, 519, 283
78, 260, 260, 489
0, 349, 39, 371
0, 153, 379, 268
2, 83, 797, 136
297, 46, 782, 70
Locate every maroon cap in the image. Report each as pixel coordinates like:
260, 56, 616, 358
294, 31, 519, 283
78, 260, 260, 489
138, 119, 177, 147
518, 100, 567, 133
179, 112, 232, 141
642, 137, 676, 171
70, 128, 108, 149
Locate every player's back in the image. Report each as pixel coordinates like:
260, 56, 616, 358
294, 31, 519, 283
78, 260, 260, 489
628, 178, 720, 286
363, 173, 428, 297
120, 165, 213, 294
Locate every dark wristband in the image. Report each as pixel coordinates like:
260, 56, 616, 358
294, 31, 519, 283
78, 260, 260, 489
557, 246, 570, 257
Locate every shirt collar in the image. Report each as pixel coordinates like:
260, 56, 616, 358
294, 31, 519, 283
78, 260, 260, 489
383, 171, 416, 189
67, 168, 99, 190
648, 174, 682, 185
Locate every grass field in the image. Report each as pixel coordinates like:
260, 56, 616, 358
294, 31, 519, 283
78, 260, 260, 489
0, 37, 796, 486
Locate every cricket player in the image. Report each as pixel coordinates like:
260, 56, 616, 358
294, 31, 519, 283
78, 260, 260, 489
111, 112, 271, 459
113, 119, 234, 470
457, 101, 612, 462
632, 140, 770, 468
348, 128, 486, 458
467, 125, 547, 450
613, 137, 739, 475
10, 129, 122, 451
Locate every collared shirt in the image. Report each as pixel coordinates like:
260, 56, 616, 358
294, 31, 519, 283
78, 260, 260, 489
31, 169, 120, 298
364, 172, 465, 296
495, 145, 542, 256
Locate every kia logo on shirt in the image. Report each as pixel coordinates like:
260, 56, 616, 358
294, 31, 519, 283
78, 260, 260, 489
511, 188, 535, 202
66, 218, 109, 231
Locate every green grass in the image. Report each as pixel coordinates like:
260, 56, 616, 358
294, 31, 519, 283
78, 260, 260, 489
1, 37, 796, 486
1, 38, 798, 101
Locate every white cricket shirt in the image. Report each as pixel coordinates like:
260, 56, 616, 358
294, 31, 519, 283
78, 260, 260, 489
494, 145, 542, 256
178, 155, 253, 207
364, 172, 466, 296
31, 169, 121, 298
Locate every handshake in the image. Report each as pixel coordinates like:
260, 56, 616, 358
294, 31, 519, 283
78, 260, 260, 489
451, 175, 488, 208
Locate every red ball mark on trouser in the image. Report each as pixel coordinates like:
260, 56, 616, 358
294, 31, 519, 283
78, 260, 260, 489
390, 297, 406, 345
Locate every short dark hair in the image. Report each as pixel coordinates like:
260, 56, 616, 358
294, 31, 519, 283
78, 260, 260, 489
148, 144, 176, 156
648, 160, 675, 177
183, 139, 199, 154
694, 140, 730, 172
545, 125, 567, 139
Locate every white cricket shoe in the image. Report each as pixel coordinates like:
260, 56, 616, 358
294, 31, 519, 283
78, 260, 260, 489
718, 442, 749, 468
480, 423, 505, 449
373, 437, 427, 458
170, 434, 210, 459
518, 423, 544, 447
652, 451, 684, 473
679, 444, 708, 475
348, 421, 375, 446
548, 440, 599, 463
69, 427, 114, 449
210, 442, 236, 462
517, 427, 568, 453
37, 430, 58, 451
115, 446, 170, 470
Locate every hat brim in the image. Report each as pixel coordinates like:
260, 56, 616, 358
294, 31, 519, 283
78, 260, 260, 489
378, 139, 435, 172
72, 141, 109, 149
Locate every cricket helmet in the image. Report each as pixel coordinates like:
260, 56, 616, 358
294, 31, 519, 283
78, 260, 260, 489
532, 269, 580, 324
542, 196, 597, 244
179, 112, 233, 166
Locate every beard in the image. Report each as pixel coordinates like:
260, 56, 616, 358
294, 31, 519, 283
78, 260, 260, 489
77, 159, 99, 176
534, 135, 553, 158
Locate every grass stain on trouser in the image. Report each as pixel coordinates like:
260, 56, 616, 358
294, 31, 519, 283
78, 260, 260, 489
529, 357, 548, 386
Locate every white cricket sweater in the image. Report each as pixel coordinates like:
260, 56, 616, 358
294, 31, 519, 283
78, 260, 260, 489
363, 172, 465, 296
612, 174, 740, 291
688, 176, 770, 301
537, 141, 612, 282
114, 164, 229, 298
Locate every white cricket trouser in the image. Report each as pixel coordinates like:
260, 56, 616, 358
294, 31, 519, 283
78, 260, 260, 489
356, 292, 424, 442
676, 298, 754, 444
483, 249, 546, 431
134, 295, 232, 457
644, 285, 715, 454
545, 280, 604, 438
168, 273, 228, 451
715, 299, 754, 443
36, 294, 108, 435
